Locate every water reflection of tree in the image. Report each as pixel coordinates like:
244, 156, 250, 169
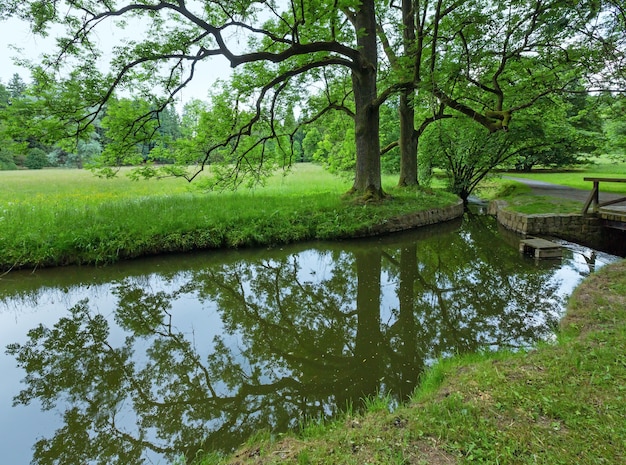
7, 217, 565, 464
383, 215, 564, 357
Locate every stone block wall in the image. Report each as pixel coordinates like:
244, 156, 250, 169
356, 199, 465, 237
488, 200, 604, 247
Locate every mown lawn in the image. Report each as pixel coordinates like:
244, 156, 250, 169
475, 160, 626, 214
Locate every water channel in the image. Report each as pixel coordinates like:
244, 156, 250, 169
0, 211, 620, 465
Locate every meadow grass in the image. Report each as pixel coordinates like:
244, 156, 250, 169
0, 164, 458, 270
196, 259, 626, 465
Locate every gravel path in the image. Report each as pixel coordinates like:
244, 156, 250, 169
505, 176, 626, 204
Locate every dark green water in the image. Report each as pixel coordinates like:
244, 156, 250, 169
0, 212, 618, 464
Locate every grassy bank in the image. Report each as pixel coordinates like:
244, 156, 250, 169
197, 259, 626, 465
0, 164, 458, 270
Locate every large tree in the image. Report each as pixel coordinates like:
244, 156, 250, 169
376, 0, 622, 186
4, 1, 623, 195
2, 0, 387, 198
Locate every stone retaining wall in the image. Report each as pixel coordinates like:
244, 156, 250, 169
356, 199, 465, 237
488, 200, 604, 247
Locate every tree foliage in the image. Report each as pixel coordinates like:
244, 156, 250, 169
422, 118, 515, 202
24, 147, 49, 169
0, 0, 624, 187
373, 0, 624, 185
602, 95, 626, 159
0, 0, 388, 197
510, 92, 605, 171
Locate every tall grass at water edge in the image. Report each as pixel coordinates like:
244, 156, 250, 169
0, 165, 458, 270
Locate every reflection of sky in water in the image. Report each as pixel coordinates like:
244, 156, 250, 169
0, 275, 232, 465
550, 239, 617, 300
0, 233, 621, 465
1, 299, 69, 465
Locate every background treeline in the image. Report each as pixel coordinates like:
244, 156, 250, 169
0, 0, 625, 204
2, 71, 623, 174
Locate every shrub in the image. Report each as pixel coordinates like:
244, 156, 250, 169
25, 148, 49, 170
0, 149, 17, 170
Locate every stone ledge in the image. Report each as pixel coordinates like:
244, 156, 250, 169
488, 200, 603, 245
355, 198, 465, 237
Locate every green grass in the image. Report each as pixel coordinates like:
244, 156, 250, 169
473, 160, 625, 214
0, 164, 458, 270
196, 259, 626, 465
472, 159, 626, 215
475, 178, 585, 214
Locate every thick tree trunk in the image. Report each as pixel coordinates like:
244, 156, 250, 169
351, 71, 382, 198
397, 91, 419, 186
398, 0, 419, 187
350, 0, 383, 200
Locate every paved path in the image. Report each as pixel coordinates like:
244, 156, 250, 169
505, 177, 626, 204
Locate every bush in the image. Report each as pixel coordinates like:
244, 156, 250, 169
0, 149, 17, 170
25, 148, 49, 170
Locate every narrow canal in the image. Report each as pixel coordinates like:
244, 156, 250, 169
0, 211, 619, 464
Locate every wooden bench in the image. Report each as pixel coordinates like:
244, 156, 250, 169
581, 177, 626, 215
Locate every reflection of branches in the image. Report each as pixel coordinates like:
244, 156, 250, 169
7, 300, 178, 464
114, 283, 220, 398
6, 219, 570, 464
196, 258, 357, 371
382, 217, 564, 357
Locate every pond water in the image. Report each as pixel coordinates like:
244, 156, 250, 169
0, 212, 619, 465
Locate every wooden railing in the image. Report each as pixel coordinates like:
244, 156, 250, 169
582, 177, 626, 215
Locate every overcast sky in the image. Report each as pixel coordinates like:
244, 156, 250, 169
0, 17, 231, 104
0, 18, 46, 84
